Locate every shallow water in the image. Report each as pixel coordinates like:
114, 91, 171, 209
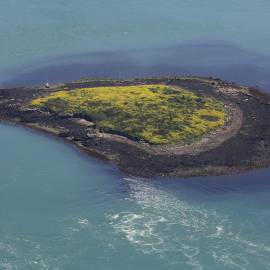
1, 0, 270, 269
1, 124, 270, 269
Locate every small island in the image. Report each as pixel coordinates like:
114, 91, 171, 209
1, 76, 270, 177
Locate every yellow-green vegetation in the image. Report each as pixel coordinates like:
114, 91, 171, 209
31, 85, 227, 145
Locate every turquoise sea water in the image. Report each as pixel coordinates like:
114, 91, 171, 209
1, 124, 270, 270
1, 0, 270, 269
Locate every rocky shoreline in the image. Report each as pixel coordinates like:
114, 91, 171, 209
1, 76, 270, 178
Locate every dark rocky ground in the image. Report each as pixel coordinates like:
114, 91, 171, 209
1, 77, 270, 178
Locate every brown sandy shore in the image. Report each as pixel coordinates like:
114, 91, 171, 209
1, 76, 270, 178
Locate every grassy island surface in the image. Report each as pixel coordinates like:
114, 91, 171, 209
31, 84, 227, 144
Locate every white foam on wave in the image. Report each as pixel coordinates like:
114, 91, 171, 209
108, 177, 270, 269
0, 237, 59, 270
78, 218, 90, 225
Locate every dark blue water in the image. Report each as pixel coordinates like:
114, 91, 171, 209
1, 0, 270, 92
1, 0, 270, 269
3, 42, 270, 92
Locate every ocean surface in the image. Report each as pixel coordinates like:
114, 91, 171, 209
1, 0, 270, 269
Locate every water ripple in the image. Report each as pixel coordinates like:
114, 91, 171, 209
108, 177, 270, 269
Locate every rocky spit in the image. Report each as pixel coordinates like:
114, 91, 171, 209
1, 77, 270, 178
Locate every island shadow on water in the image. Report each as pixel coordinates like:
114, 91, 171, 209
2, 40, 270, 92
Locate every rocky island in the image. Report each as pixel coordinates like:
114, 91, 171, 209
0, 77, 270, 178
